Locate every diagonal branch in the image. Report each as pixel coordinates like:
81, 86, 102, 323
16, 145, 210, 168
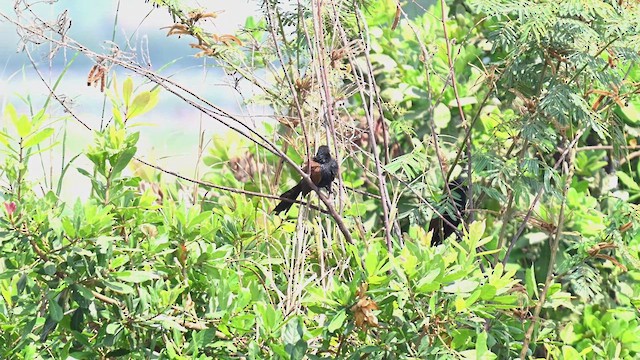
501, 127, 585, 265
519, 143, 576, 359
1, 10, 354, 244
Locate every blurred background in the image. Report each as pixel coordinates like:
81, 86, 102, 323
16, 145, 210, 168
0, 0, 261, 200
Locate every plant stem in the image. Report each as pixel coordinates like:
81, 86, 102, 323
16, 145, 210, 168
519, 146, 575, 358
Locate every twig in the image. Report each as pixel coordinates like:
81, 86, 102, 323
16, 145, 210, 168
17, 222, 210, 332
3, 11, 355, 244
134, 157, 329, 213
501, 127, 585, 265
519, 142, 575, 358
576, 145, 640, 151
264, 0, 311, 160
349, 7, 398, 251
439, 0, 472, 225
618, 150, 640, 166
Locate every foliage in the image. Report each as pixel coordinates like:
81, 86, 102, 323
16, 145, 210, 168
1, 0, 640, 358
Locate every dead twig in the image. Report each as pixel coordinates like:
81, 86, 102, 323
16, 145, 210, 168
2, 11, 355, 244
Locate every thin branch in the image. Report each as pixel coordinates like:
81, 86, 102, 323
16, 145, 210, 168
576, 145, 640, 151
134, 157, 329, 214
439, 0, 472, 226
350, 7, 398, 250
3, 11, 354, 244
519, 144, 576, 359
501, 127, 585, 265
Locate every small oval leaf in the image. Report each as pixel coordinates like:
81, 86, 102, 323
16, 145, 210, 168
49, 300, 63, 322
327, 310, 347, 333
127, 92, 151, 120
123, 77, 133, 106
14, 114, 32, 138
103, 280, 134, 294
112, 270, 160, 283
70, 308, 84, 331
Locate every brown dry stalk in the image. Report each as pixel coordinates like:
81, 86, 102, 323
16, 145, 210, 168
2, 10, 355, 244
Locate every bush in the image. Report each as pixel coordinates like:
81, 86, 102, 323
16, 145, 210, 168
1, 0, 640, 358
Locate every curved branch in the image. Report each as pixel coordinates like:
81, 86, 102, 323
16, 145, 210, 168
1, 11, 354, 244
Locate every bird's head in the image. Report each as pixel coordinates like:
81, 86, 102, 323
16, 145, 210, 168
314, 145, 332, 163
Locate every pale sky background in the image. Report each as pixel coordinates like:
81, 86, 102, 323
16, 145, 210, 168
0, 0, 264, 201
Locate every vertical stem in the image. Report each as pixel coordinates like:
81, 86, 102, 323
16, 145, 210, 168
350, 7, 397, 250
17, 140, 24, 201
439, 0, 469, 227
520, 147, 575, 358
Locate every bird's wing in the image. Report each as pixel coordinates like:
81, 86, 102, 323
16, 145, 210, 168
309, 161, 323, 185
299, 160, 322, 195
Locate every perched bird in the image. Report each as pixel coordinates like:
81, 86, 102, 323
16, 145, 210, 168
428, 178, 467, 245
273, 145, 339, 214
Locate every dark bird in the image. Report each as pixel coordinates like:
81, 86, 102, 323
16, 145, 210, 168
273, 145, 339, 214
429, 178, 467, 245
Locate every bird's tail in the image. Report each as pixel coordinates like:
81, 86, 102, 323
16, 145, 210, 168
273, 182, 303, 214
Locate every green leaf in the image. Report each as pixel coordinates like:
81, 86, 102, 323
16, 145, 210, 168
454, 295, 467, 312
270, 343, 288, 358
123, 77, 133, 107
327, 310, 347, 333
70, 308, 84, 331
4, 103, 18, 123
525, 264, 538, 299
112, 270, 160, 283
74, 285, 94, 301
441, 266, 467, 283
0, 282, 12, 307
415, 268, 442, 293
560, 322, 577, 344
23, 128, 54, 148
109, 256, 129, 270
479, 284, 497, 300
17, 273, 27, 294
186, 211, 212, 228
282, 318, 308, 360
493, 294, 518, 304
14, 114, 32, 138
442, 280, 479, 294
364, 243, 380, 277
465, 288, 482, 308
127, 92, 152, 120
448, 97, 477, 107
43, 262, 57, 276
49, 300, 63, 322
0, 130, 13, 146
476, 331, 497, 359
617, 171, 639, 190
112, 107, 124, 127
255, 302, 281, 334
111, 147, 137, 177
562, 345, 581, 360
103, 280, 134, 294
434, 103, 451, 129
616, 98, 640, 125
399, 245, 418, 278
345, 202, 368, 217
40, 316, 58, 342
467, 220, 486, 248
106, 349, 132, 358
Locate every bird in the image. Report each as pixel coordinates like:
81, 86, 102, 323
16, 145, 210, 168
273, 145, 339, 214
428, 178, 467, 245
